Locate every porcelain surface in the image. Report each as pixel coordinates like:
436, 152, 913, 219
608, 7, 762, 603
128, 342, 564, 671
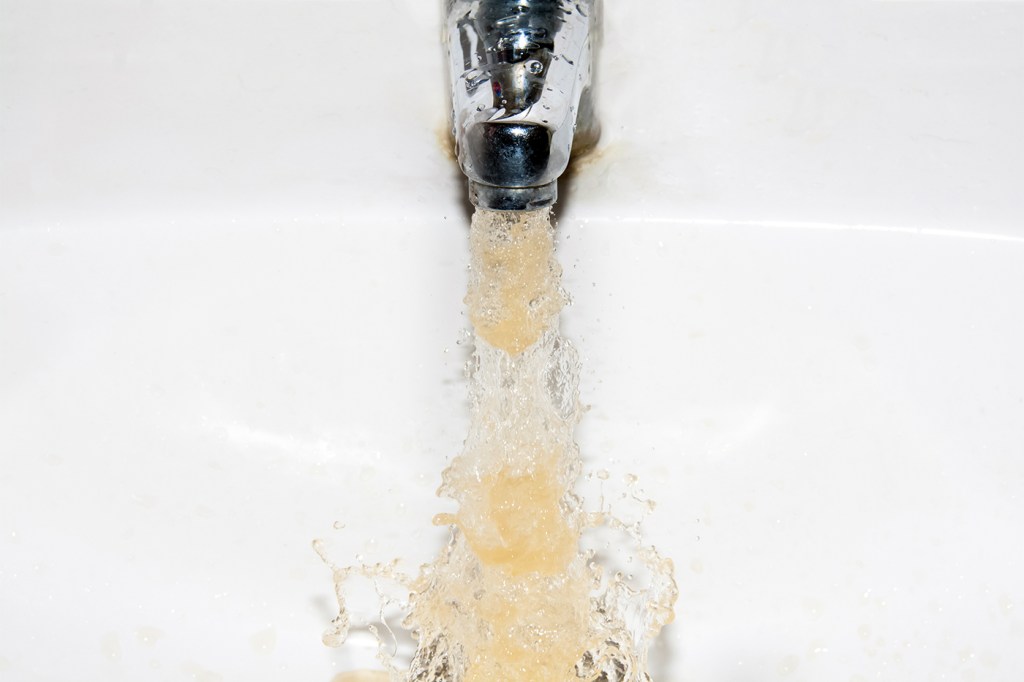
2, 1, 1023, 680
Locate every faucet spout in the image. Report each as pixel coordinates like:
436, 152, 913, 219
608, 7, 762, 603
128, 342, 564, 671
445, 0, 599, 211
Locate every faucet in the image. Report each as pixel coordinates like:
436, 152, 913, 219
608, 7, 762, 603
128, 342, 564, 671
444, 0, 599, 211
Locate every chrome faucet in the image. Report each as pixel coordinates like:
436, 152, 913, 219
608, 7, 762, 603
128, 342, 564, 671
444, 0, 599, 211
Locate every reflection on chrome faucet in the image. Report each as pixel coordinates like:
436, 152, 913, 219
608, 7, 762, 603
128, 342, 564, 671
445, 0, 600, 210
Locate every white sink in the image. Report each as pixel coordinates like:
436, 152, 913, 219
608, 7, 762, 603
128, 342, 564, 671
2, 0, 1023, 680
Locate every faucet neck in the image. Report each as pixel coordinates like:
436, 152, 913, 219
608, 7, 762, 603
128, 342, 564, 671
446, 0, 598, 210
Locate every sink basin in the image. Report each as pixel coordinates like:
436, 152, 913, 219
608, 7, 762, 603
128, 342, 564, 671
2, 0, 1023, 680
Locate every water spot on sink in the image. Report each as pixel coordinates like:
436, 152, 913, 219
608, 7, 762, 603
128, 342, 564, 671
803, 596, 824, 618
100, 632, 121, 662
135, 626, 163, 646
131, 493, 157, 509
777, 654, 799, 675
807, 640, 828, 658
250, 626, 277, 654
979, 650, 1000, 668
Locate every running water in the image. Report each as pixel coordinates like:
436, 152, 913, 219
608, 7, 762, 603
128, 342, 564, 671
317, 208, 676, 681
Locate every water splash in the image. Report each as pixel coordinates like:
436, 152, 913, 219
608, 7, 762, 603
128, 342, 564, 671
318, 208, 676, 681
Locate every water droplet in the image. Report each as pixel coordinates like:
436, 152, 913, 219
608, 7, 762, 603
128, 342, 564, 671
463, 68, 489, 90
250, 627, 277, 654
777, 655, 799, 675
135, 627, 163, 646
